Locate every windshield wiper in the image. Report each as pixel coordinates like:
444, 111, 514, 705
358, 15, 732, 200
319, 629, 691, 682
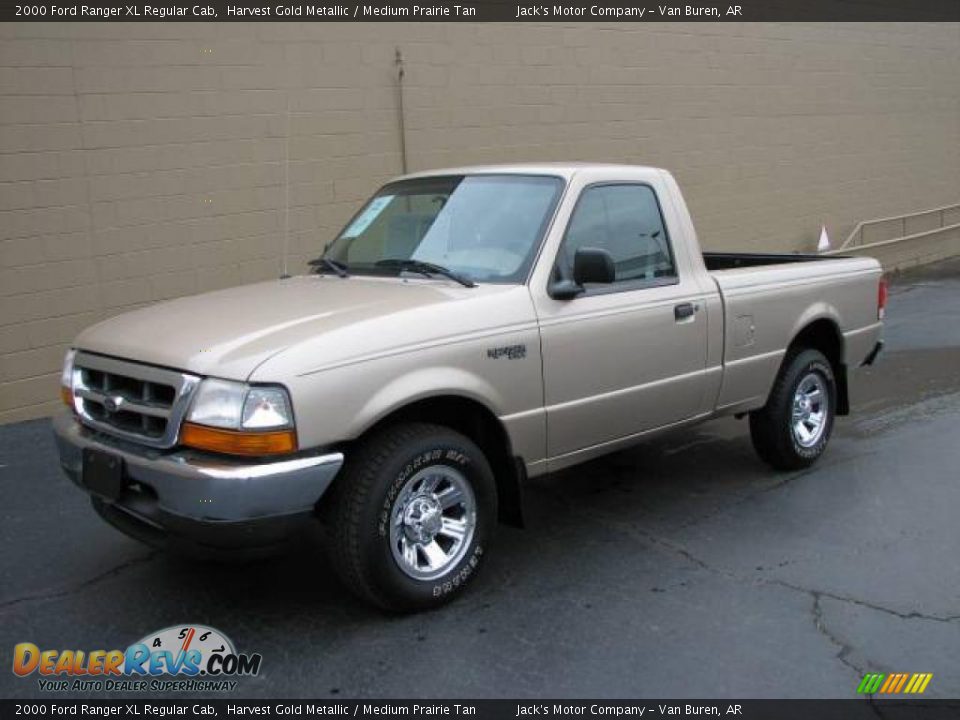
374, 259, 476, 288
307, 257, 349, 278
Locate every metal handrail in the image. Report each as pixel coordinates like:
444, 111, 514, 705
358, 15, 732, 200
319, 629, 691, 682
840, 202, 960, 250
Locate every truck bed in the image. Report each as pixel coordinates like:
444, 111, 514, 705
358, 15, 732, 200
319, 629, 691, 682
703, 252, 842, 271
703, 252, 882, 415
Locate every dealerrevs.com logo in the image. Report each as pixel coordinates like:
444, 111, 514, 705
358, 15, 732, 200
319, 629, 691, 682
13, 624, 262, 693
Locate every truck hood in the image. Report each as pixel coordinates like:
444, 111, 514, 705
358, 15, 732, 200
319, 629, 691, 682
74, 276, 530, 380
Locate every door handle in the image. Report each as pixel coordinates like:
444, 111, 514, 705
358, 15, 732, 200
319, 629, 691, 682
674, 302, 697, 321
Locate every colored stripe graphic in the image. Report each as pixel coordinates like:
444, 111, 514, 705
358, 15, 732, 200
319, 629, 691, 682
857, 673, 885, 694
858, 672, 932, 694
879, 674, 897, 693
903, 673, 933, 694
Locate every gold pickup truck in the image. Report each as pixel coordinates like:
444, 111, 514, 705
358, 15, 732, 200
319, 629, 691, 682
54, 164, 885, 610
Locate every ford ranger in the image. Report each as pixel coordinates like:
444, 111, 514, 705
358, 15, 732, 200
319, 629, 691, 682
54, 164, 885, 610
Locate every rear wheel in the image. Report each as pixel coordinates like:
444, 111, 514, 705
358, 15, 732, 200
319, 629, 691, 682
749, 348, 836, 470
327, 422, 496, 612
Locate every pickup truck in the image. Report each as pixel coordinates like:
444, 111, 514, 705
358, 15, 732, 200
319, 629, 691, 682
54, 163, 885, 611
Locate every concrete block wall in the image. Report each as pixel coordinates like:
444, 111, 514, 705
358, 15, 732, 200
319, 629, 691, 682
1, 22, 958, 422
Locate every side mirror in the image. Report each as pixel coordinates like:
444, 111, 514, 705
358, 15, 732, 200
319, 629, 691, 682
574, 247, 616, 285
549, 247, 617, 300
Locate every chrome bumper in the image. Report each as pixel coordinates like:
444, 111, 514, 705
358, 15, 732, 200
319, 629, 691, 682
53, 413, 343, 538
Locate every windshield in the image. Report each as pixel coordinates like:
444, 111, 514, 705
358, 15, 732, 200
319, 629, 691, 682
322, 174, 564, 284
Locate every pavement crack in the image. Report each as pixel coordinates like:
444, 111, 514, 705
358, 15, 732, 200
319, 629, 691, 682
552, 496, 888, 689
769, 579, 960, 625
625, 520, 960, 625
810, 593, 889, 719
0, 552, 158, 612
546, 487, 960, 625
811, 591, 864, 676
544, 486, 736, 579
674, 452, 869, 532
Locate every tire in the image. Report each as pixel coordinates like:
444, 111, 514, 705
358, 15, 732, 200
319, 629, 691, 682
327, 422, 497, 612
749, 348, 836, 471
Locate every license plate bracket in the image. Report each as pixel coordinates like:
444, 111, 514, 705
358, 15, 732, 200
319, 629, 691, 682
82, 448, 124, 500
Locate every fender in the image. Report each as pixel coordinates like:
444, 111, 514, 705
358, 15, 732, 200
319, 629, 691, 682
351, 365, 509, 441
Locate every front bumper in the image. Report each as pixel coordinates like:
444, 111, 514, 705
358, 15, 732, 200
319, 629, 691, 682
53, 413, 343, 551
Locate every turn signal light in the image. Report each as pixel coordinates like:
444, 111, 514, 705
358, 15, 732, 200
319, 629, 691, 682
60, 386, 74, 408
878, 277, 888, 320
180, 422, 297, 457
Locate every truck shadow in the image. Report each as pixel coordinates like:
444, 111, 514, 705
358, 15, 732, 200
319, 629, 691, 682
145, 416, 772, 618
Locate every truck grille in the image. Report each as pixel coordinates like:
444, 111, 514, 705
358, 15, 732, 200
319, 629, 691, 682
70, 352, 201, 448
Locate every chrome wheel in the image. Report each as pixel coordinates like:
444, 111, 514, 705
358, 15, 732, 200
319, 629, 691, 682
389, 465, 476, 581
791, 372, 828, 448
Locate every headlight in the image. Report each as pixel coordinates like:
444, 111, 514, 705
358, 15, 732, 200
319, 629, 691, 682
187, 380, 293, 431
187, 379, 247, 429
183, 379, 296, 456
60, 349, 77, 408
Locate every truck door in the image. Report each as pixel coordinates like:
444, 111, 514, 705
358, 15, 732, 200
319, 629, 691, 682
532, 180, 711, 461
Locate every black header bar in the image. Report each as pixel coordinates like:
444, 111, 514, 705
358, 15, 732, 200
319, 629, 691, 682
2, 700, 959, 719
5, 0, 960, 22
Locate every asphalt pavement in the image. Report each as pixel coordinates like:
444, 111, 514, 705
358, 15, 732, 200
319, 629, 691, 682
2, 258, 959, 700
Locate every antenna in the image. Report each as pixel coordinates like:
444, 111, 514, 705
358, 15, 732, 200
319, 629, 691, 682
395, 47, 408, 174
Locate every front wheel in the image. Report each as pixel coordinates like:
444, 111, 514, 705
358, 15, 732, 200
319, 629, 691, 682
749, 348, 836, 470
327, 423, 497, 612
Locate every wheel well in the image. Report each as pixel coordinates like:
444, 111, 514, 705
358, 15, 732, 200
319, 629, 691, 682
350, 396, 525, 527
787, 319, 849, 415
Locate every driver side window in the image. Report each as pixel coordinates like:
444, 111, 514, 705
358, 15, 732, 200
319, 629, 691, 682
561, 184, 676, 286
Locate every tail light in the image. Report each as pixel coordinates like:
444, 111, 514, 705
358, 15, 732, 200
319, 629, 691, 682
877, 277, 888, 320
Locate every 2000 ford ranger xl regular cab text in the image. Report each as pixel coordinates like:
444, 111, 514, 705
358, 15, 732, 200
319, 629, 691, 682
54, 164, 885, 610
